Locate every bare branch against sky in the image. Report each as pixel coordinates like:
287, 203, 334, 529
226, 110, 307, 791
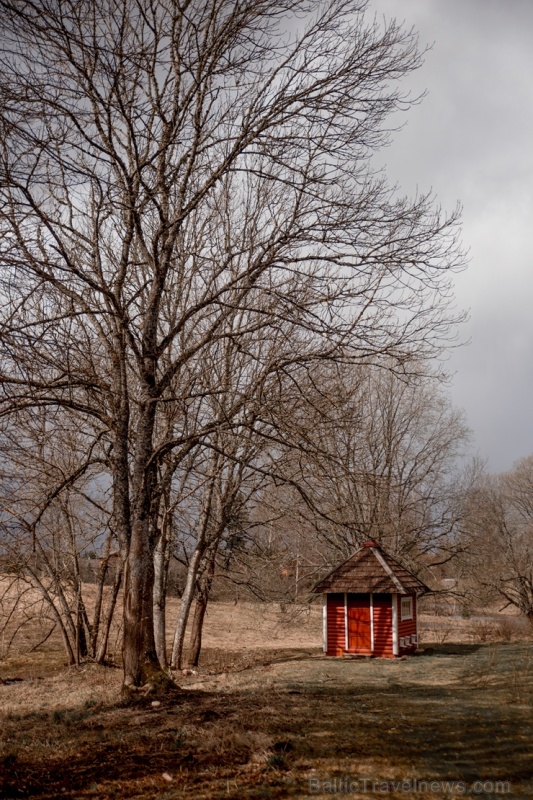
368, 0, 533, 471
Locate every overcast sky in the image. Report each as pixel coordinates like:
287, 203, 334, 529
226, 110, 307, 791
365, 0, 533, 473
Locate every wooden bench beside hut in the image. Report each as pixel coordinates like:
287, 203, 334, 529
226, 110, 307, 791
313, 540, 430, 658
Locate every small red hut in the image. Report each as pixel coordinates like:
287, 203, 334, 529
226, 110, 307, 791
313, 541, 430, 658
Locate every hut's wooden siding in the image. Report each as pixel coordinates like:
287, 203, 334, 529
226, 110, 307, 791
346, 593, 372, 654
326, 593, 345, 656
398, 594, 417, 652
372, 593, 394, 657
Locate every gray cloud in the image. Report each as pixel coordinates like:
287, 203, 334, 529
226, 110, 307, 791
367, 0, 533, 471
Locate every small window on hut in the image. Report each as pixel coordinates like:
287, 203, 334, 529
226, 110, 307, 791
400, 596, 413, 620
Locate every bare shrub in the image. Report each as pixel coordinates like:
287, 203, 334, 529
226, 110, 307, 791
470, 615, 533, 644
495, 616, 530, 642
470, 619, 500, 644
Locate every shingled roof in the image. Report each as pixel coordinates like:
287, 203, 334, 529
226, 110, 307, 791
312, 541, 430, 595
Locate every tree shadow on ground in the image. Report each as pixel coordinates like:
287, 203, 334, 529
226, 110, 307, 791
1, 643, 532, 799
417, 642, 484, 656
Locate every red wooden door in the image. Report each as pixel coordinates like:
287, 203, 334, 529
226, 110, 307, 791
347, 593, 371, 652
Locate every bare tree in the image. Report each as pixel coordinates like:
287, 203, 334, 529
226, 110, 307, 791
0, 410, 116, 664
260, 363, 472, 575
0, 0, 465, 687
461, 457, 533, 626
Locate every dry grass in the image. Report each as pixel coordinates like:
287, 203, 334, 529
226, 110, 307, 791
1, 591, 533, 799
1, 644, 532, 798
418, 610, 532, 646
0, 577, 323, 674
3, 575, 530, 671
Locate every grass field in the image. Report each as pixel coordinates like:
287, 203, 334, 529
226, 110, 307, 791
1, 595, 533, 799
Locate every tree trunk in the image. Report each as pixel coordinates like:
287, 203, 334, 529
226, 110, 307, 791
170, 544, 203, 671
95, 566, 122, 664
91, 532, 114, 658
27, 570, 76, 665
116, 391, 166, 687
188, 595, 208, 668
170, 460, 218, 670
188, 551, 216, 667
153, 524, 170, 669
122, 517, 159, 686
